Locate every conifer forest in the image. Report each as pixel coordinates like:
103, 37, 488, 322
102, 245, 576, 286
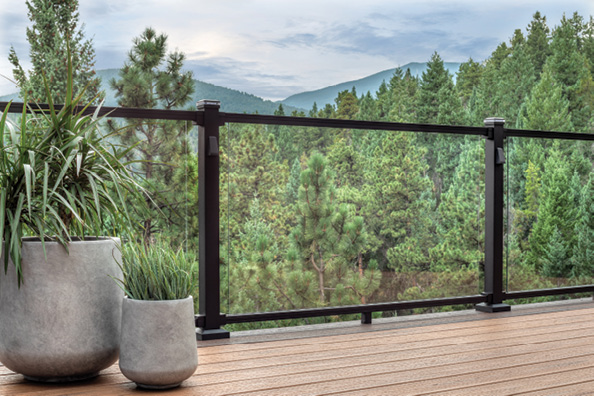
208, 12, 594, 329
9, 4, 594, 330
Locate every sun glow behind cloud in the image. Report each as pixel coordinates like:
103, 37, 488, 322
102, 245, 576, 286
1, 0, 593, 101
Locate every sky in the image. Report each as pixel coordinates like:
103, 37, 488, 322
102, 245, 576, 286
1, 0, 594, 101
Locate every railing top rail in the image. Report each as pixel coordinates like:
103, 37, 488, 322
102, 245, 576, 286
505, 127, 594, 141
5, 100, 594, 141
0, 102, 200, 122
220, 112, 488, 136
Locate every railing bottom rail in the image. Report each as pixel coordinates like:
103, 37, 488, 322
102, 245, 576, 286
195, 294, 487, 327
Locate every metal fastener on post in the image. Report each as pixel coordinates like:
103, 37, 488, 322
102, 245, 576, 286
476, 117, 511, 313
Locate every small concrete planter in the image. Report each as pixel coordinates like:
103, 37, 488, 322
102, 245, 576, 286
0, 237, 123, 382
119, 296, 198, 390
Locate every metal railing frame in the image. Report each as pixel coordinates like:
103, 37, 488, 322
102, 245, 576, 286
2, 99, 594, 341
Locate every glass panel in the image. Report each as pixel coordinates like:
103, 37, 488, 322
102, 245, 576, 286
103, 115, 195, 304
506, 137, 594, 300
387, 133, 483, 315
223, 122, 483, 329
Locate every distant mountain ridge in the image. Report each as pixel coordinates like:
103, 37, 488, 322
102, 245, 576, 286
280, 62, 462, 111
0, 69, 302, 115
1, 62, 463, 114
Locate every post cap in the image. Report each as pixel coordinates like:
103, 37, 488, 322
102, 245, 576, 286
484, 117, 505, 127
197, 100, 221, 110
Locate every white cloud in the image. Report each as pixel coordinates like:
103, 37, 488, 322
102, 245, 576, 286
1, 0, 594, 100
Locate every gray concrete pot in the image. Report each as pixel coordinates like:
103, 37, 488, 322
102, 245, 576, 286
0, 237, 123, 382
119, 296, 198, 390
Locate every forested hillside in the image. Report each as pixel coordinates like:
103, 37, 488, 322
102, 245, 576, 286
187, 11, 594, 329
280, 61, 462, 110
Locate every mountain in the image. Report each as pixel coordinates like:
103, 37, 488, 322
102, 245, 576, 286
1, 69, 302, 115
280, 62, 462, 111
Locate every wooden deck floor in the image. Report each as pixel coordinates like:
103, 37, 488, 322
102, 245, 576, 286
2, 300, 594, 395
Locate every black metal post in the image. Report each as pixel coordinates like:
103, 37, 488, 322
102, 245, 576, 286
196, 100, 230, 340
476, 117, 511, 313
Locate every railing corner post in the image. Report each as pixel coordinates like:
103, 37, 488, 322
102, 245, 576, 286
196, 99, 230, 340
476, 117, 511, 313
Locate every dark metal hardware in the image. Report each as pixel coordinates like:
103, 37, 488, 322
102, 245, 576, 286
496, 147, 505, 165
208, 136, 219, 157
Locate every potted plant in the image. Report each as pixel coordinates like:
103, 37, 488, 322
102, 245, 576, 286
114, 241, 198, 390
0, 56, 146, 381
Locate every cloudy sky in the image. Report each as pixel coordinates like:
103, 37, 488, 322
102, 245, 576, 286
1, 0, 594, 101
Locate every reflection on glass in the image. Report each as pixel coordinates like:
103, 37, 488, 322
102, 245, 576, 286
506, 137, 594, 298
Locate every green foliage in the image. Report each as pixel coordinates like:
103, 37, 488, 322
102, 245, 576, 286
456, 58, 484, 107
110, 27, 195, 244
115, 241, 197, 301
9, 0, 101, 104
0, 54, 145, 286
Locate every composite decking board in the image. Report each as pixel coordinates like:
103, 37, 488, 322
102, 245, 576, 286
1, 304, 593, 395
196, 306, 594, 356
194, 321, 594, 374
516, 381, 594, 396
191, 337, 594, 387
179, 344, 594, 396
416, 366, 594, 396
196, 308, 594, 360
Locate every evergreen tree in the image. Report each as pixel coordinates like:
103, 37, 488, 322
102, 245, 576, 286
520, 65, 573, 131
335, 90, 359, 120
469, 42, 511, 125
546, 14, 593, 131
357, 91, 379, 121
110, 27, 195, 243
431, 138, 484, 271
363, 132, 434, 272
388, 68, 418, 122
290, 153, 380, 305
495, 31, 537, 126
456, 58, 484, 108
226, 123, 290, 243
416, 52, 451, 123
525, 148, 576, 273
8, 0, 101, 104
374, 80, 392, 120
525, 11, 551, 76
571, 173, 594, 277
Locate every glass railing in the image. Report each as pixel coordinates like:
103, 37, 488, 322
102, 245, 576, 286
505, 136, 594, 302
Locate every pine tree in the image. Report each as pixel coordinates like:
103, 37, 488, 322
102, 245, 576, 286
525, 11, 551, 76
8, 0, 101, 104
546, 13, 593, 131
416, 52, 451, 124
525, 148, 576, 273
335, 90, 359, 120
520, 65, 573, 131
495, 31, 537, 126
456, 58, 484, 108
431, 138, 485, 271
290, 153, 380, 305
226, 123, 290, 243
571, 173, 594, 277
110, 27, 195, 243
363, 132, 434, 272
388, 68, 418, 122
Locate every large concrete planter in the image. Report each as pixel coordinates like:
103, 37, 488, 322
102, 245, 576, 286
119, 296, 198, 389
0, 237, 123, 382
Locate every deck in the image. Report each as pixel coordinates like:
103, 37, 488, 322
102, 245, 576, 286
2, 299, 594, 395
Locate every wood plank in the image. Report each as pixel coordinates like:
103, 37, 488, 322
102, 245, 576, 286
1, 303, 593, 395
515, 381, 594, 396
197, 307, 594, 355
